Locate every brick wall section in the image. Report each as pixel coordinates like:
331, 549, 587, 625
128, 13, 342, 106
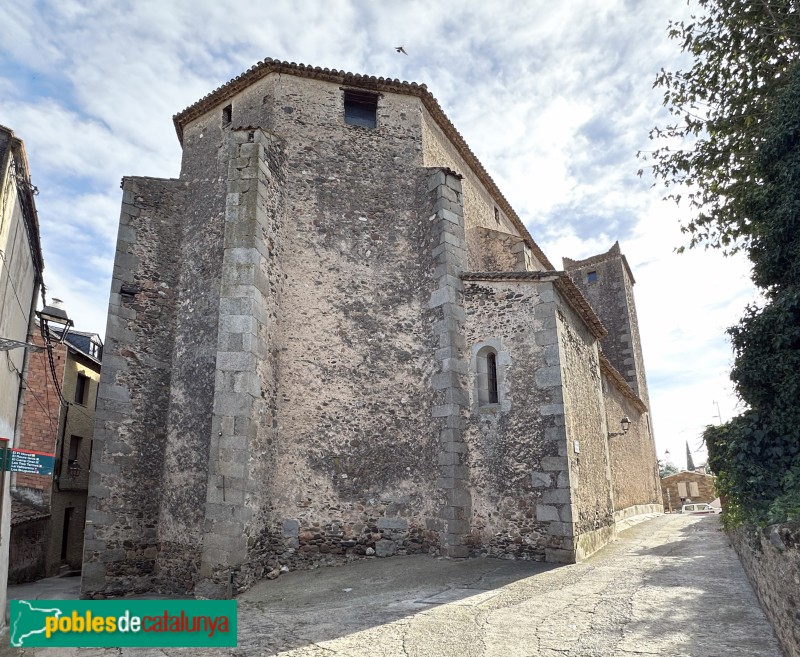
660, 471, 716, 511
730, 523, 800, 657
82, 177, 185, 597
427, 168, 471, 558
15, 333, 64, 498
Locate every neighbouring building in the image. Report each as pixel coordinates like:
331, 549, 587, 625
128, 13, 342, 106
661, 471, 717, 512
9, 322, 102, 582
83, 59, 662, 599
0, 125, 45, 627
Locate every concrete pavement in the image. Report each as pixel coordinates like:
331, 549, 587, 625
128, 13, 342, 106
2, 514, 784, 656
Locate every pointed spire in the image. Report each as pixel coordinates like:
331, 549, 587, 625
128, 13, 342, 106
686, 441, 696, 472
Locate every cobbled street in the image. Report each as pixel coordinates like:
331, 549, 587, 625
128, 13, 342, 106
4, 514, 783, 657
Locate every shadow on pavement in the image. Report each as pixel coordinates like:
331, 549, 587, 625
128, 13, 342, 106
234, 554, 555, 655
621, 515, 777, 656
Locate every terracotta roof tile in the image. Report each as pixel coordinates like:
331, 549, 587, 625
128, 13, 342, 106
11, 498, 50, 526
599, 353, 648, 413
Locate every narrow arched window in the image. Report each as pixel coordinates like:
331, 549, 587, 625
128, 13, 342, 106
487, 352, 498, 404
475, 345, 501, 408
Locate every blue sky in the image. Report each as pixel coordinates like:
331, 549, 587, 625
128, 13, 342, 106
0, 0, 756, 465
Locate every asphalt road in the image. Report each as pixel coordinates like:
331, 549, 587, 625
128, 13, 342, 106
3, 513, 784, 656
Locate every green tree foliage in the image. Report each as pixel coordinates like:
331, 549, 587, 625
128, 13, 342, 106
650, 1, 800, 525
659, 460, 679, 478
704, 65, 800, 526
685, 441, 696, 471
644, 0, 800, 252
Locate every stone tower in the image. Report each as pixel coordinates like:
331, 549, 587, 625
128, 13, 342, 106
563, 242, 650, 408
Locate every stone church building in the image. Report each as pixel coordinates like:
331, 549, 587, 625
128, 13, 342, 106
83, 59, 661, 598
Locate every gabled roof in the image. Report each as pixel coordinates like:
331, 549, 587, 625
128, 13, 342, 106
64, 329, 103, 365
173, 58, 554, 271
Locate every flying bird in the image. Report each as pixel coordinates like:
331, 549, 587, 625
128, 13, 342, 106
395, 46, 408, 55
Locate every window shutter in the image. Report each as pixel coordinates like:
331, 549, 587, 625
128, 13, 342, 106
677, 482, 688, 497
689, 482, 700, 497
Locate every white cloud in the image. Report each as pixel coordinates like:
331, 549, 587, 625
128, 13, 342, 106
0, 0, 754, 466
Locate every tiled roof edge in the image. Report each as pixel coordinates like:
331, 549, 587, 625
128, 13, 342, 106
599, 353, 648, 413
462, 270, 563, 281
552, 276, 607, 340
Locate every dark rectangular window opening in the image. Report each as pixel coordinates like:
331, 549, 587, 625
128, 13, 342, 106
344, 90, 378, 129
222, 104, 232, 126
494, 207, 500, 224
68, 435, 82, 462
487, 352, 499, 404
75, 374, 88, 405
61, 508, 74, 560
587, 270, 598, 283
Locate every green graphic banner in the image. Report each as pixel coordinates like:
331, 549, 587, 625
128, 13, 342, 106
10, 600, 237, 648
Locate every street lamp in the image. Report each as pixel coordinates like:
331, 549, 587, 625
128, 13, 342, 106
37, 298, 73, 344
607, 415, 631, 438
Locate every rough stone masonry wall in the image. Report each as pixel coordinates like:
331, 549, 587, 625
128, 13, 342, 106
463, 278, 570, 561
730, 523, 800, 657
83, 176, 185, 597
556, 297, 615, 561
198, 74, 447, 573
602, 371, 661, 515
8, 516, 48, 584
420, 112, 546, 273
153, 105, 235, 593
661, 471, 717, 511
472, 227, 527, 272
